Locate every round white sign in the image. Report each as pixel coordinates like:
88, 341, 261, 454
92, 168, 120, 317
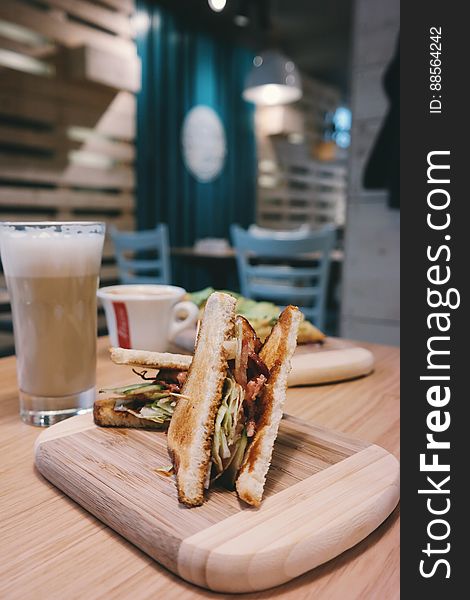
181, 106, 227, 183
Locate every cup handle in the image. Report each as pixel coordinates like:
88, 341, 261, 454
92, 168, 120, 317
168, 301, 199, 342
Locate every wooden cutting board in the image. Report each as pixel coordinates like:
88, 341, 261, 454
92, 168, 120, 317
35, 413, 399, 594
289, 338, 374, 386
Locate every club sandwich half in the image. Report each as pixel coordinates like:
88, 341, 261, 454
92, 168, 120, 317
168, 291, 302, 507
94, 348, 192, 429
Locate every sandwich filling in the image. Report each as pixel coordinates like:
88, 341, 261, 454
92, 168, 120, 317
209, 316, 270, 487
100, 369, 188, 425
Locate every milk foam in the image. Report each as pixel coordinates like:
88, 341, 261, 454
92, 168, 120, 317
0, 227, 104, 277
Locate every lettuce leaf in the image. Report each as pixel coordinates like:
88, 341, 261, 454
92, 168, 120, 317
235, 298, 280, 323
211, 376, 245, 479
188, 288, 280, 323
114, 395, 176, 424
100, 382, 165, 396
223, 429, 248, 488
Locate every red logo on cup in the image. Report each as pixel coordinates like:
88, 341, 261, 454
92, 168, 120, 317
112, 302, 131, 348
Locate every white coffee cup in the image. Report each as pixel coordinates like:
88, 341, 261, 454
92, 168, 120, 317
97, 284, 199, 352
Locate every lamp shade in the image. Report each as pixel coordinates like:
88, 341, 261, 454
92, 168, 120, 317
242, 50, 302, 105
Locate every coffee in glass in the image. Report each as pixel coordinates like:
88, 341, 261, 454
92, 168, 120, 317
0, 222, 105, 426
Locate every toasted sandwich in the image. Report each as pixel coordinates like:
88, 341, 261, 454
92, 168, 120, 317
94, 349, 191, 429
167, 291, 302, 507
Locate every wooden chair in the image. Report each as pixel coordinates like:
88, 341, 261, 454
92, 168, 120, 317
110, 224, 171, 285
231, 224, 336, 330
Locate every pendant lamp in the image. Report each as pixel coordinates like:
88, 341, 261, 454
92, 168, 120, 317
243, 50, 302, 105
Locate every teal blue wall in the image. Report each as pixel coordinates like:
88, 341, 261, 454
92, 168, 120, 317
136, 2, 256, 289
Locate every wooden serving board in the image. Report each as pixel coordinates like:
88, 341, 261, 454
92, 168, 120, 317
35, 413, 399, 594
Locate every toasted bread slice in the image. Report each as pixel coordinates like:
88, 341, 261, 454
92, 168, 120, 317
110, 347, 191, 370
236, 305, 302, 506
167, 292, 236, 507
94, 349, 190, 431
298, 319, 325, 344
93, 398, 166, 429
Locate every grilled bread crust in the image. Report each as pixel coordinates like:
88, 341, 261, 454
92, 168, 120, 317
93, 398, 167, 429
236, 305, 302, 506
167, 292, 236, 507
109, 347, 192, 371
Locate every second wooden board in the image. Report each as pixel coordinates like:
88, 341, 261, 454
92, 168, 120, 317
35, 412, 399, 593
289, 338, 375, 386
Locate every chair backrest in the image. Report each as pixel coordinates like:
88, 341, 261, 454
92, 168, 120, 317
231, 224, 336, 330
110, 224, 171, 285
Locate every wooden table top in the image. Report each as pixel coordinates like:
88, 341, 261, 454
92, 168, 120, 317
0, 336, 399, 600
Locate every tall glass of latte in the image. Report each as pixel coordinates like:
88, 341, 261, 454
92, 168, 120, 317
0, 222, 105, 426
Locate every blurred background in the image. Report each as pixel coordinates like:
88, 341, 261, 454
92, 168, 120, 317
0, 0, 399, 354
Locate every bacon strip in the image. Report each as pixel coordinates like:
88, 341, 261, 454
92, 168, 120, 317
232, 317, 271, 438
246, 419, 256, 438
234, 337, 249, 387
176, 371, 187, 386
244, 374, 267, 438
234, 316, 266, 387
154, 370, 188, 393
132, 367, 187, 393
245, 374, 266, 402
156, 381, 181, 394
248, 351, 269, 378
